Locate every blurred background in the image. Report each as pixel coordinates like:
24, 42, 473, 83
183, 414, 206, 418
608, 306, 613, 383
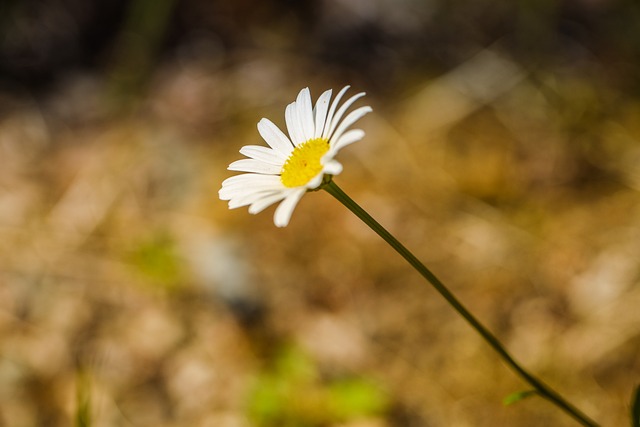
1, 0, 640, 426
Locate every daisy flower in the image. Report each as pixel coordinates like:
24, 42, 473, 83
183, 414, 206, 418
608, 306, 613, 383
219, 86, 372, 227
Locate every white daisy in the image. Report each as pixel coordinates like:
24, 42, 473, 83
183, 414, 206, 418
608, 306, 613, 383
219, 86, 372, 227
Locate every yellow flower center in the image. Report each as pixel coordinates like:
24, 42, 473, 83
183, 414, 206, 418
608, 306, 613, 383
280, 138, 330, 188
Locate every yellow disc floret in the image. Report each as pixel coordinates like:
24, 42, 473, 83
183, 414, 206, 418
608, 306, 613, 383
280, 138, 330, 188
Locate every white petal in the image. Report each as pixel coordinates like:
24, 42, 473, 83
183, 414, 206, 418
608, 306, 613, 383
221, 184, 283, 201
326, 92, 367, 140
221, 187, 275, 202
329, 106, 372, 147
221, 173, 281, 186
285, 102, 305, 145
228, 199, 252, 209
228, 159, 282, 175
330, 129, 365, 153
257, 118, 294, 156
219, 175, 283, 199
220, 180, 282, 197
322, 160, 343, 176
239, 145, 286, 165
274, 189, 305, 227
228, 190, 280, 209
305, 172, 324, 190
313, 89, 332, 138
322, 86, 350, 140
296, 88, 315, 141
248, 191, 289, 214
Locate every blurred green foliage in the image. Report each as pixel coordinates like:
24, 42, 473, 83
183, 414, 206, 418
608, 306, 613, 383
74, 369, 91, 427
108, 0, 176, 103
632, 385, 640, 427
247, 346, 388, 427
127, 231, 183, 290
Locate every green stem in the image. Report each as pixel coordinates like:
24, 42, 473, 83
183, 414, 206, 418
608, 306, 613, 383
322, 180, 598, 427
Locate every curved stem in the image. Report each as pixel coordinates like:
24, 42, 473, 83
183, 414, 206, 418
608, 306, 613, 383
323, 180, 598, 427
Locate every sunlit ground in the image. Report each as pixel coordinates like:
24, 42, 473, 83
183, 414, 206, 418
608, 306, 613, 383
1, 47, 639, 426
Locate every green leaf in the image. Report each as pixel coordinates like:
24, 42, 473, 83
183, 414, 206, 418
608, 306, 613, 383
503, 390, 538, 406
632, 384, 640, 427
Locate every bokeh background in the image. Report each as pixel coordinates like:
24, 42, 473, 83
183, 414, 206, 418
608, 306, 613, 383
1, 0, 640, 426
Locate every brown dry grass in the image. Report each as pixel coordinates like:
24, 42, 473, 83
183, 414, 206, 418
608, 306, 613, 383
1, 50, 639, 426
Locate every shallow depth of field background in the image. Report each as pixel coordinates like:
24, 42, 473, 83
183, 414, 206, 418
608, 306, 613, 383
1, 1, 640, 426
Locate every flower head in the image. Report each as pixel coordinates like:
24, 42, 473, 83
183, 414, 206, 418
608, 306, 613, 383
219, 86, 371, 227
